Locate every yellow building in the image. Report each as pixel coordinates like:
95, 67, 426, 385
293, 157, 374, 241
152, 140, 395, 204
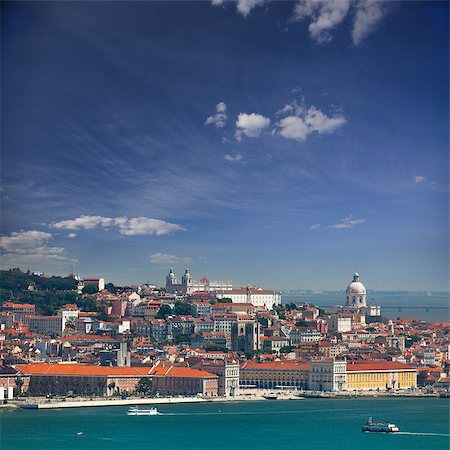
346, 361, 417, 390
240, 361, 310, 389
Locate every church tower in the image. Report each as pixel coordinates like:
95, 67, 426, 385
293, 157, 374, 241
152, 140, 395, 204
181, 268, 192, 292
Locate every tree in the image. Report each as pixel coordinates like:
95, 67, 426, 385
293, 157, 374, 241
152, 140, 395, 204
156, 304, 172, 319
217, 297, 232, 304
82, 284, 98, 295
105, 283, 117, 294
108, 382, 117, 396
174, 301, 191, 316
14, 377, 24, 397
136, 377, 153, 396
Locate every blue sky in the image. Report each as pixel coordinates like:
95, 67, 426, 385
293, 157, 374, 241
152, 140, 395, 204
1, 1, 448, 291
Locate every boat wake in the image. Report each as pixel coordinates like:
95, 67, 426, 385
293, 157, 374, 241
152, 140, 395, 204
396, 432, 450, 437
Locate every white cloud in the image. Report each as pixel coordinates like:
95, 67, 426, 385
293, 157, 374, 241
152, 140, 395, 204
293, 0, 351, 44
224, 153, 243, 162
149, 253, 193, 266
205, 102, 228, 128
52, 215, 185, 236
52, 215, 116, 230
118, 217, 185, 236
236, 0, 265, 17
292, 0, 389, 45
277, 116, 310, 141
309, 223, 321, 230
0, 230, 77, 269
67, 233, 77, 238
236, 113, 270, 139
211, 0, 265, 17
352, 0, 389, 45
276, 104, 346, 141
328, 215, 366, 229
415, 175, 425, 184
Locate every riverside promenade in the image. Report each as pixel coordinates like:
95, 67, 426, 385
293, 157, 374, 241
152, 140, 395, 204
4, 387, 440, 410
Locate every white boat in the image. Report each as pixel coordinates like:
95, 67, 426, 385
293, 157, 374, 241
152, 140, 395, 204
361, 417, 399, 433
127, 406, 159, 416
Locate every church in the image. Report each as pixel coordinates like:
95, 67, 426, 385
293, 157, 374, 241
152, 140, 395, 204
340, 272, 381, 321
165, 268, 233, 295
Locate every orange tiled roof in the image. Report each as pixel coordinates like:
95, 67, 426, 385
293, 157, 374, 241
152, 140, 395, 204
17, 363, 152, 377
241, 361, 310, 371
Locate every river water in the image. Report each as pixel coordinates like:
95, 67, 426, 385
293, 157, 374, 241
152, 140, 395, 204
1, 398, 449, 449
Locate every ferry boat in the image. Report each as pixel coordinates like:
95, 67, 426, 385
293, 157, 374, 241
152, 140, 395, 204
361, 417, 399, 433
127, 406, 159, 416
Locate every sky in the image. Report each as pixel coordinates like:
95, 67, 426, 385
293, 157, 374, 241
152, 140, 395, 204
1, 1, 448, 291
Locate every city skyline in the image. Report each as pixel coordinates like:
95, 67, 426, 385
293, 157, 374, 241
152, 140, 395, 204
1, 1, 448, 291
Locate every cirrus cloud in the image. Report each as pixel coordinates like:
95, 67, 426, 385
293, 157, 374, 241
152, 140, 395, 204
149, 253, 193, 266
328, 215, 366, 229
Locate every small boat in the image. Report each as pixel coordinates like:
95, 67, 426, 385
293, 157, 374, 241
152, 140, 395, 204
76, 432, 83, 436
127, 406, 159, 416
263, 395, 278, 400
361, 417, 399, 433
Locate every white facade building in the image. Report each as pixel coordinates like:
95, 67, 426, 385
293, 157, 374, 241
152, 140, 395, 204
309, 359, 347, 392
215, 288, 281, 310
165, 269, 233, 294
327, 316, 352, 333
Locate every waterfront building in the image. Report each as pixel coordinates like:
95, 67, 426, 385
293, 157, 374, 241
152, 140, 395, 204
151, 366, 219, 397
345, 360, 417, 390
240, 360, 310, 389
190, 358, 240, 397
16, 362, 219, 397
308, 359, 347, 391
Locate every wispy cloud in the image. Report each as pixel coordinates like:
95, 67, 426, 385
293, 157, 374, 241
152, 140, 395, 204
67, 233, 77, 238
309, 223, 321, 230
212, 0, 265, 18
235, 113, 270, 140
205, 102, 228, 128
224, 153, 243, 163
293, 0, 351, 44
352, 0, 390, 46
328, 215, 366, 229
415, 175, 425, 184
292, 0, 390, 45
149, 252, 193, 266
52, 215, 185, 236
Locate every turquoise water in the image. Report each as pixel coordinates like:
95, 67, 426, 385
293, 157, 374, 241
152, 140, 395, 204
1, 398, 449, 449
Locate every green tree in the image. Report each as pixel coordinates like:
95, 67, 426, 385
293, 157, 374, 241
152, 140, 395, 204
156, 304, 173, 319
174, 301, 191, 316
217, 297, 232, 304
105, 283, 117, 294
82, 284, 98, 295
136, 377, 153, 395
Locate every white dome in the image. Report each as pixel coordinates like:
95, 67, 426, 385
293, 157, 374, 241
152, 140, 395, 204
346, 281, 366, 295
